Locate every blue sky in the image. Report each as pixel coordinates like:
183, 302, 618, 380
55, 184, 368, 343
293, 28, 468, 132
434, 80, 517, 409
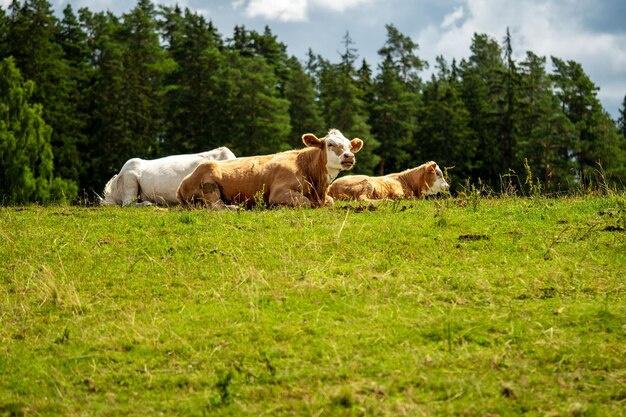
6, 0, 626, 119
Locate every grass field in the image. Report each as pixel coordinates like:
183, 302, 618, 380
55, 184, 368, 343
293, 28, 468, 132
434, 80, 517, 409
1, 196, 625, 416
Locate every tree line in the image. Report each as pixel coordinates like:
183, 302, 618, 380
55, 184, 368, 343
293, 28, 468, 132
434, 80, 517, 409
1, 0, 626, 204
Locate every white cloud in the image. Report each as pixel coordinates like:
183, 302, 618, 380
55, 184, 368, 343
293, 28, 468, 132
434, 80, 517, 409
244, 0, 307, 21
232, 0, 246, 9
312, 0, 370, 13
414, 0, 626, 116
241, 0, 369, 22
441, 6, 464, 29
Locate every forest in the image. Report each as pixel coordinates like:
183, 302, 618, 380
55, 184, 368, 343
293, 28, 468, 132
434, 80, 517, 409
1, 0, 626, 204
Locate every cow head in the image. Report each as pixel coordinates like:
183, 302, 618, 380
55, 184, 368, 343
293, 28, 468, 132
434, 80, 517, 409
302, 129, 363, 180
423, 162, 450, 195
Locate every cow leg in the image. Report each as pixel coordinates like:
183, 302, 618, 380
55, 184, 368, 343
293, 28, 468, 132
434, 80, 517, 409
118, 173, 140, 206
355, 180, 377, 201
200, 181, 239, 211
269, 189, 312, 208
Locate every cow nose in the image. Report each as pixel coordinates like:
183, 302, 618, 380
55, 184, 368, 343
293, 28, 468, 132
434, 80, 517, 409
343, 152, 354, 160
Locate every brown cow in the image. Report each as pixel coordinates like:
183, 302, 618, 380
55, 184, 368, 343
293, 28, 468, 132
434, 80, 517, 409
328, 161, 449, 201
177, 129, 364, 209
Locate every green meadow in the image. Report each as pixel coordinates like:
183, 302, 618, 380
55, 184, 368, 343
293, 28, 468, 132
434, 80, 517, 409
1, 196, 625, 416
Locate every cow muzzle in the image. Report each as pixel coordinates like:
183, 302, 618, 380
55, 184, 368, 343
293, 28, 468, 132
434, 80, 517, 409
340, 153, 355, 169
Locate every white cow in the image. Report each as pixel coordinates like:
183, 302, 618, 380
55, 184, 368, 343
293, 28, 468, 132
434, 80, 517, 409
100, 147, 236, 206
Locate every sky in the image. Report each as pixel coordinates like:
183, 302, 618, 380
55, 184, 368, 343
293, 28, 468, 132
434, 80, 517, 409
4, 0, 626, 119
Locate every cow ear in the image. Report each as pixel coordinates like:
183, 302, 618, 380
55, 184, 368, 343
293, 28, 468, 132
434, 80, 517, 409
302, 133, 323, 148
350, 138, 364, 153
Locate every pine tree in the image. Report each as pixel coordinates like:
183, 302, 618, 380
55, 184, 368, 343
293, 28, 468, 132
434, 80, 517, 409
79, 9, 126, 191
0, 58, 75, 203
4, 0, 80, 197
159, 6, 228, 153
459, 33, 507, 184
356, 59, 374, 109
0, 7, 8, 55
56, 4, 91, 190
224, 52, 291, 156
501, 28, 520, 174
371, 24, 424, 174
317, 34, 379, 174
376, 24, 427, 87
284, 56, 324, 148
550, 57, 624, 186
417, 56, 476, 184
517, 52, 575, 191
229, 25, 255, 57
82, 0, 175, 193
250, 26, 290, 94
118, 0, 173, 157
616, 94, 626, 139
370, 55, 415, 174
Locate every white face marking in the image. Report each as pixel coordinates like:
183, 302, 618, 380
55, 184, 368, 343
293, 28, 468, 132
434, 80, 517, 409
423, 164, 450, 195
324, 130, 356, 181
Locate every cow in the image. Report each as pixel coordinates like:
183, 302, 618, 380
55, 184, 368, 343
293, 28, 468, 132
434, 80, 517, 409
176, 129, 364, 209
328, 161, 449, 201
100, 147, 236, 206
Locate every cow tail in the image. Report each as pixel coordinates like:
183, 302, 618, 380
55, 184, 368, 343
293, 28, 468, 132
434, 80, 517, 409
100, 175, 119, 206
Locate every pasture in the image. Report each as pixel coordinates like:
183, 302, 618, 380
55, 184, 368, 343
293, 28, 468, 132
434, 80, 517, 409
1, 196, 625, 416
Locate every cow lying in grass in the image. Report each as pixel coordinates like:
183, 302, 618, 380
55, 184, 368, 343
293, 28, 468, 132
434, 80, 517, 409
100, 147, 236, 206
328, 161, 449, 201
177, 129, 363, 209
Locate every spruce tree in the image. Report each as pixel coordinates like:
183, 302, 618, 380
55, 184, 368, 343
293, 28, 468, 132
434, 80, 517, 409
459, 33, 507, 184
56, 4, 91, 190
517, 52, 575, 191
550, 57, 624, 187
118, 0, 173, 157
5, 0, 79, 197
224, 52, 291, 156
0, 7, 8, 55
317, 34, 379, 174
284, 57, 324, 148
250, 26, 290, 94
0, 58, 75, 203
417, 56, 476, 184
82, 0, 174, 192
79, 9, 126, 191
371, 24, 424, 174
618, 95, 626, 139
160, 6, 228, 153
501, 28, 520, 174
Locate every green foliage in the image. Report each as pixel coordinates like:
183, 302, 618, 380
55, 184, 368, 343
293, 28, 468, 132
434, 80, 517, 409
160, 6, 229, 154
225, 52, 291, 156
317, 45, 380, 174
284, 57, 324, 148
516, 52, 577, 192
2, 0, 81, 196
459, 34, 508, 182
550, 57, 626, 188
618, 95, 626, 138
0, 57, 74, 203
417, 57, 477, 185
370, 24, 425, 175
0, 0, 624, 202
0, 197, 625, 415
